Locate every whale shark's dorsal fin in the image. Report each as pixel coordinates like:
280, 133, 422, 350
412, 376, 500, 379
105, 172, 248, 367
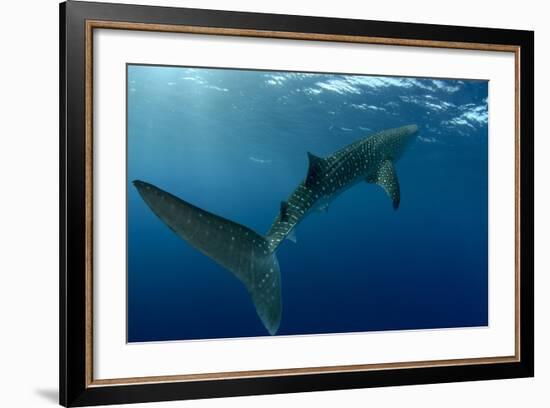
367, 160, 400, 210
305, 152, 328, 187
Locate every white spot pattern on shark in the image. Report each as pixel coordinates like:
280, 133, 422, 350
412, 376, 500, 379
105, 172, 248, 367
133, 125, 418, 335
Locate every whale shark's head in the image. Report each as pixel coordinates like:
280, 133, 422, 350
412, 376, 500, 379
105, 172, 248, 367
403, 124, 419, 136
382, 124, 419, 161
395, 124, 419, 145
403, 124, 419, 147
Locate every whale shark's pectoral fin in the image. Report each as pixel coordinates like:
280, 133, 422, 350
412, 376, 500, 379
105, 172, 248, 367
305, 152, 328, 188
367, 160, 400, 210
133, 180, 282, 335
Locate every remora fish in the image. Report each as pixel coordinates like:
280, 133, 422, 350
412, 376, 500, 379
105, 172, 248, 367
133, 124, 418, 335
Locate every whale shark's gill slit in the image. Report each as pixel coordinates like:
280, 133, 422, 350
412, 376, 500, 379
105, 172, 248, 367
133, 180, 282, 335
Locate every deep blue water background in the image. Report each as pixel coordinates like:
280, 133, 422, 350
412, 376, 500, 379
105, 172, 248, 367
127, 65, 488, 342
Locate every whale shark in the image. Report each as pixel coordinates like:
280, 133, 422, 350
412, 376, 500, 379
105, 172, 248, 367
133, 124, 418, 335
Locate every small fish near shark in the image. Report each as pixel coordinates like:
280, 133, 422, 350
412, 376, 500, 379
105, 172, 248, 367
133, 124, 419, 335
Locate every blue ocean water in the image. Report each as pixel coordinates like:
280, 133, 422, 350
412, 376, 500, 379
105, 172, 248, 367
127, 64, 488, 342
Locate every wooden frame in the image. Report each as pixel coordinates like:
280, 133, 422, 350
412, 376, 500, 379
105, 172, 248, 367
60, 1, 534, 406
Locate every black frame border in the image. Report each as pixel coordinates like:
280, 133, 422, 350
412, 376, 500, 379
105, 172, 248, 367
60, 1, 534, 406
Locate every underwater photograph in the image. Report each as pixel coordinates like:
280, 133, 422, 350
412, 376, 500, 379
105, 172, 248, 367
127, 64, 489, 343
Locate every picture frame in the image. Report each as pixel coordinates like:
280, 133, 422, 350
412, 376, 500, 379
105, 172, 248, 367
60, 1, 534, 406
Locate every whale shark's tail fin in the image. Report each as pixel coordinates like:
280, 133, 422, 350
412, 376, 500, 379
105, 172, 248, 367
133, 180, 282, 335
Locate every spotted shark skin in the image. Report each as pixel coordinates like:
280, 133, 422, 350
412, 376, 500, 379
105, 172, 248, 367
133, 180, 282, 335
133, 124, 418, 335
266, 124, 418, 250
